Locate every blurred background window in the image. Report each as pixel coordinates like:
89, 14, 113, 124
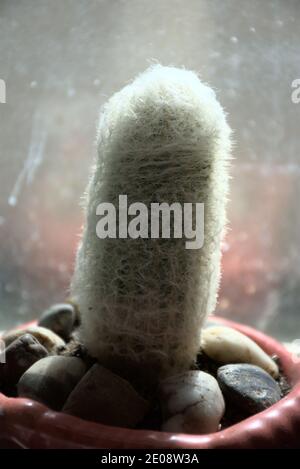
0, 0, 299, 340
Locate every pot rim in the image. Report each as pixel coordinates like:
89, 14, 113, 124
1, 315, 300, 449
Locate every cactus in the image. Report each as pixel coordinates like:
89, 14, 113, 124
71, 65, 231, 383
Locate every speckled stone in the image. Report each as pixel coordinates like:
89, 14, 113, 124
159, 371, 225, 434
2, 326, 65, 353
201, 326, 279, 378
0, 334, 48, 390
18, 355, 87, 410
63, 364, 149, 428
217, 363, 281, 415
38, 303, 76, 340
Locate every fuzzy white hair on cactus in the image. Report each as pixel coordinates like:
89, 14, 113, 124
71, 65, 232, 383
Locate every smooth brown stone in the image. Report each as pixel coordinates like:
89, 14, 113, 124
0, 334, 48, 389
38, 303, 76, 340
18, 356, 87, 410
2, 326, 65, 353
63, 364, 149, 428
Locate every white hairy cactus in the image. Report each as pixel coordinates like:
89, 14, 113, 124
71, 65, 231, 382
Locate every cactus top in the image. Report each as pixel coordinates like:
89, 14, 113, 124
71, 65, 232, 384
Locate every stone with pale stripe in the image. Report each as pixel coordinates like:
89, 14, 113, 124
201, 326, 279, 378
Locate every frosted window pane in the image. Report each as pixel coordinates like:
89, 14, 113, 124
0, 0, 299, 340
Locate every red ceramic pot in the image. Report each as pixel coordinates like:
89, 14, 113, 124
0, 316, 300, 449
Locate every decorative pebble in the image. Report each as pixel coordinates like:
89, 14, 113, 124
159, 371, 225, 434
38, 303, 76, 340
217, 364, 281, 415
2, 326, 65, 353
18, 356, 87, 410
0, 334, 48, 389
63, 364, 149, 428
201, 326, 279, 378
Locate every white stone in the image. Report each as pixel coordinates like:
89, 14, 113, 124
160, 371, 225, 434
2, 326, 65, 352
201, 326, 279, 378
